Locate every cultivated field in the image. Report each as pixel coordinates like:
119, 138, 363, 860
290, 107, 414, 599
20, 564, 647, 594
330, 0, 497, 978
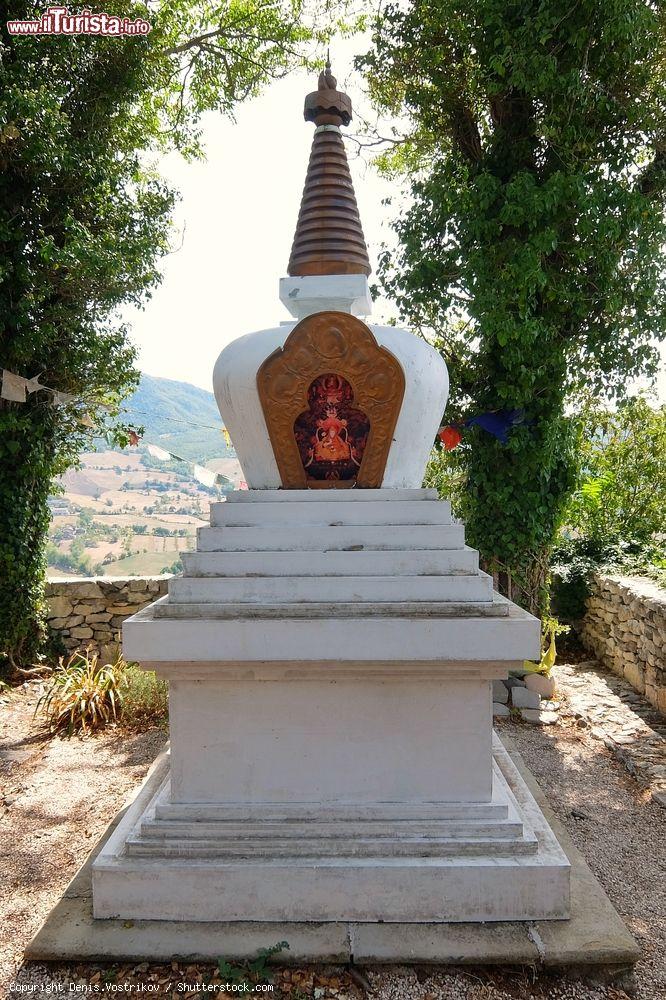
47, 448, 242, 578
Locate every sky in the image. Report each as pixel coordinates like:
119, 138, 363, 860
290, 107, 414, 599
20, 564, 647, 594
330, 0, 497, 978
122, 37, 396, 392
124, 35, 665, 401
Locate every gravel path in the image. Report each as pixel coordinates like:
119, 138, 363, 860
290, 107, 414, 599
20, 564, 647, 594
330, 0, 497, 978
2, 668, 664, 1000
0, 682, 166, 992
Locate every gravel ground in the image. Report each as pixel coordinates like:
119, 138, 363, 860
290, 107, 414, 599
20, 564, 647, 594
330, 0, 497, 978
2, 669, 665, 1000
0, 682, 166, 992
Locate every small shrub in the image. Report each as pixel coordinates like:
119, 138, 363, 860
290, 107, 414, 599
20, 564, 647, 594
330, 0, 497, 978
121, 663, 168, 730
37, 648, 123, 735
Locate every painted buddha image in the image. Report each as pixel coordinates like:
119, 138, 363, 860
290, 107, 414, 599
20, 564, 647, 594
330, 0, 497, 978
294, 373, 370, 483
314, 406, 352, 462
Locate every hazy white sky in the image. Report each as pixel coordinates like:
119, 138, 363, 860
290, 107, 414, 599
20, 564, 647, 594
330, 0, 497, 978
123, 38, 396, 392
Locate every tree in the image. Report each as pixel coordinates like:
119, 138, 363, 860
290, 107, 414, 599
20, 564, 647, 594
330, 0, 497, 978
564, 397, 666, 553
361, 0, 666, 614
0, 1, 325, 672
551, 395, 666, 618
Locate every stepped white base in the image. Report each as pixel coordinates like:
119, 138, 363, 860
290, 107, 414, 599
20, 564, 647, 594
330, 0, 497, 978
111, 489, 567, 925
92, 736, 569, 923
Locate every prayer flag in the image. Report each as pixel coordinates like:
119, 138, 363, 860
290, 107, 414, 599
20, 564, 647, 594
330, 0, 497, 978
193, 464, 217, 488
438, 426, 463, 450
1, 370, 27, 402
24, 373, 46, 394
147, 444, 171, 461
52, 391, 79, 406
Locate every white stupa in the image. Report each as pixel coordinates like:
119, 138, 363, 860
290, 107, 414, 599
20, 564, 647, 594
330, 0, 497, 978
92, 64, 570, 927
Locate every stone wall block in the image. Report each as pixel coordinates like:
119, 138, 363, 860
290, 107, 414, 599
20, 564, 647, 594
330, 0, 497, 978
65, 582, 106, 599
72, 603, 105, 616
48, 617, 71, 629
46, 596, 74, 618
69, 626, 94, 640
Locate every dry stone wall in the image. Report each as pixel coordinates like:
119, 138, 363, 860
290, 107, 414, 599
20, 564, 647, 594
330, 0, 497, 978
46, 576, 169, 661
581, 574, 666, 715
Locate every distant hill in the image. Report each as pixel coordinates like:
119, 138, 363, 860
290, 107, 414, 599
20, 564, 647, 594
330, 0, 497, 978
119, 373, 230, 463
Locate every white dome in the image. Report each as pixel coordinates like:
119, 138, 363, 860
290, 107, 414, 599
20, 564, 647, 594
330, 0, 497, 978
213, 317, 448, 490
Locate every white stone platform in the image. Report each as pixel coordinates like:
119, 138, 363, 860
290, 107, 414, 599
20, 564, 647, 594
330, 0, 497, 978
29, 742, 638, 969
92, 488, 571, 925
92, 736, 569, 923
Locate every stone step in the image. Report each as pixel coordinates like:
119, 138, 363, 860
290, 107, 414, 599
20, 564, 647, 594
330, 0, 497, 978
139, 819, 526, 841
153, 800, 509, 823
181, 547, 479, 578
168, 572, 494, 606
209, 499, 452, 527
153, 598, 511, 619
197, 523, 466, 552
125, 833, 538, 860
224, 488, 438, 503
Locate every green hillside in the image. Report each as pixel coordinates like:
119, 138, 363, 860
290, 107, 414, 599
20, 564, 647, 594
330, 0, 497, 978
120, 373, 231, 463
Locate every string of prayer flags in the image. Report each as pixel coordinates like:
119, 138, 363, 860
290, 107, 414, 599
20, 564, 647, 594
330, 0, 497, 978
0, 367, 111, 412
1, 366, 233, 488
438, 409, 527, 450
222, 427, 232, 448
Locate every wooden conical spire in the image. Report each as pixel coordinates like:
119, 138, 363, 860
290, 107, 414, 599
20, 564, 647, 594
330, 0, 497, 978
288, 60, 371, 277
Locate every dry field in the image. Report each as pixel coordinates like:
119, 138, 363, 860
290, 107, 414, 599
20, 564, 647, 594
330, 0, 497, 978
47, 449, 229, 578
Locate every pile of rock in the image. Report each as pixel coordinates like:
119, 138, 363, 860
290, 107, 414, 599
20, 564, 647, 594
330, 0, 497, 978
493, 672, 559, 725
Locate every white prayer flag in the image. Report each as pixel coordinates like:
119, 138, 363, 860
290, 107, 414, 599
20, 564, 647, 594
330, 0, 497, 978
78, 412, 96, 428
52, 390, 79, 405
147, 444, 171, 461
1, 370, 27, 402
24, 373, 45, 394
193, 464, 217, 488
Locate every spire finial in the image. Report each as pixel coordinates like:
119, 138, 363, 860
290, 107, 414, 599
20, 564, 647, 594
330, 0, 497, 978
305, 54, 352, 127
289, 57, 371, 277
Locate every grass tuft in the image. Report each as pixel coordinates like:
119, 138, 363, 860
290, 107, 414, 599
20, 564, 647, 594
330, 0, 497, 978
36, 648, 168, 735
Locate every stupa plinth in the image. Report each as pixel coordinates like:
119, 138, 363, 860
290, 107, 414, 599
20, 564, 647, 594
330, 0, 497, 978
92, 65, 570, 926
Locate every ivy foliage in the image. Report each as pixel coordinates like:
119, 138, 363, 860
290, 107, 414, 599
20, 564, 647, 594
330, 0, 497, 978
360, 0, 666, 614
0, 0, 333, 672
